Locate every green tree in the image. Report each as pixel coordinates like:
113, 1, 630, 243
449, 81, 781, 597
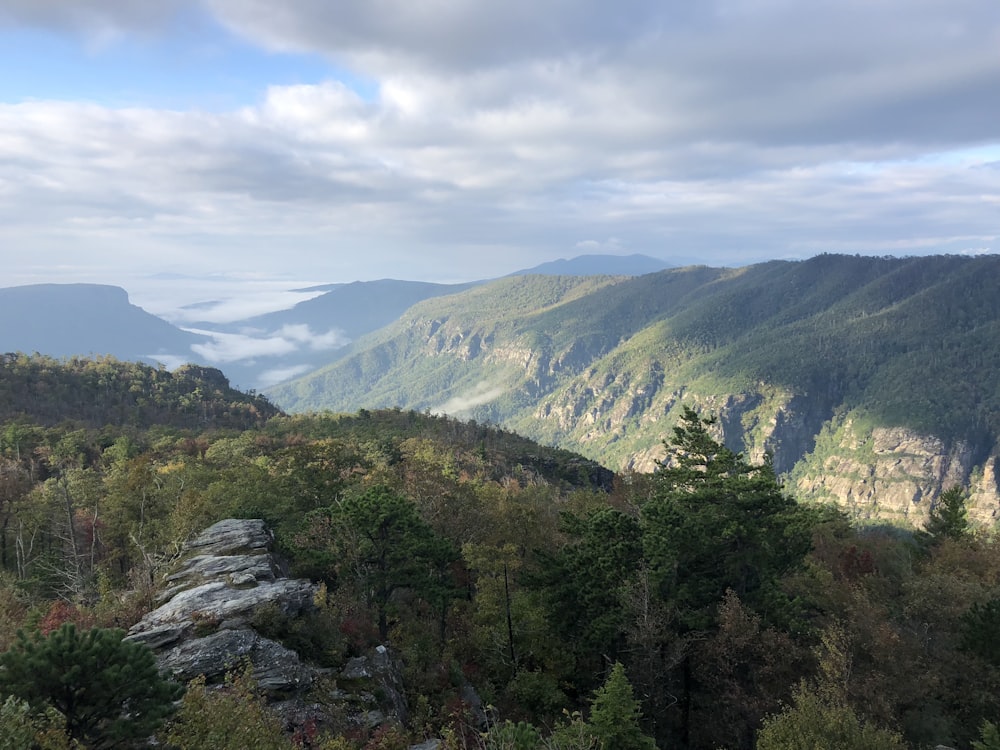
756, 624, 905, 750
586, 662, 656, 750
641, 406, 818, 745
297, 485, 459, 641
919, 484, 970, 547
974, 721, 1000, 750
482, 719, 542, 750
0, 694, 71, 749
534, 508, 643, 671
960, 597, 1000, 666
464, 542, 561, 690
546, 712, 600, 750
643, 406, 814, 629
0, 623, 182, 748
0, 696, 42, 749
755, 689, 906, 750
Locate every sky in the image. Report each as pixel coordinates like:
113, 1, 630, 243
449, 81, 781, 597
1, 0, 998, 322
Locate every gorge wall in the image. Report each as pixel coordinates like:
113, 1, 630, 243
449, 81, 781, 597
530, 379, 1000, 528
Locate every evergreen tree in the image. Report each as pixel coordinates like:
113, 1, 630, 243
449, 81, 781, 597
586, 662, 656, 750
0, 623, 182, 748
643, 406, 814, 629
960, 597, 1000, 666
640, 406, 820, 746
534, 508, 644, 669
919, 484, 970, 547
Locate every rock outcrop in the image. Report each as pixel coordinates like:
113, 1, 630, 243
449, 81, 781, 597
126, 519, 319, 692
127, 518, 411, 738
789, 415, 999, 525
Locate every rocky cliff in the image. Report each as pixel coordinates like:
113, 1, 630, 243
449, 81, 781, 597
789, 414, 999, 526
531, 379, 1000, 527
655, 395, 997, 527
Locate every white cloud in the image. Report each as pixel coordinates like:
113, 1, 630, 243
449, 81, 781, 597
183, 323, 348, 365
142, 353, 190, 370
432, 381, 507, 416
277, 324, 348, 351
187, 328, 300, 363
148, 287, 328, 325
0, 0, 997, 291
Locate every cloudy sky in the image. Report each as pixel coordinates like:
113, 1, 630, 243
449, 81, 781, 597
1, 0, 998, 319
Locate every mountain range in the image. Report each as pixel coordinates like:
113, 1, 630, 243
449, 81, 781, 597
3, 252, 999, 525
0, 284, 210, 364
0, 254, 667, 391
267, 253, 1000, 525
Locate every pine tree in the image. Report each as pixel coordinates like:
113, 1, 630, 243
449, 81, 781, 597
644, 406, 814, 629
0, 623, 182, 748
298, 485, 459, 641
919, 485, 970, 547
586, 662, 656, 750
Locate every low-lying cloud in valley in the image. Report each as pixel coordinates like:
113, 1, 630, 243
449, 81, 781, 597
257, 364, 315, 388
186, 324, 349, 364
433, 381, 507, 417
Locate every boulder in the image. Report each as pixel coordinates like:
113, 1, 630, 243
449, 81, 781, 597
158, 628, 314, 692
128, 578, 317, 649
339, 644, 408, 725
181, 518, 273, 556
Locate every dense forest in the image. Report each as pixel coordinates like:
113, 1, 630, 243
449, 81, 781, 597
1, 356, 999, 749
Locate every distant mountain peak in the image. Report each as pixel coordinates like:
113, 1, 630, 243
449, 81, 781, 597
511, 253, 673, 277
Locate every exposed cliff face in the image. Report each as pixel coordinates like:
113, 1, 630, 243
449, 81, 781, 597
789, 416, 999, 526
669, 398, 998, 527
532, 378, 999, 527
529, 378, 828, 476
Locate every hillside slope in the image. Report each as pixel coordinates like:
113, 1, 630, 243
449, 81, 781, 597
268, 254, 1000, 524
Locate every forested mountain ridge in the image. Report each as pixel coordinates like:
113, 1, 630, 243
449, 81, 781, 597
0, 354, 279, 430
268, 253, 1000, 525
0, 255, 668, 393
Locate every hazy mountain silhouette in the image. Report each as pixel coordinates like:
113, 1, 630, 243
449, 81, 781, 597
0, 284, 208, 365
510, 253, 673, 277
